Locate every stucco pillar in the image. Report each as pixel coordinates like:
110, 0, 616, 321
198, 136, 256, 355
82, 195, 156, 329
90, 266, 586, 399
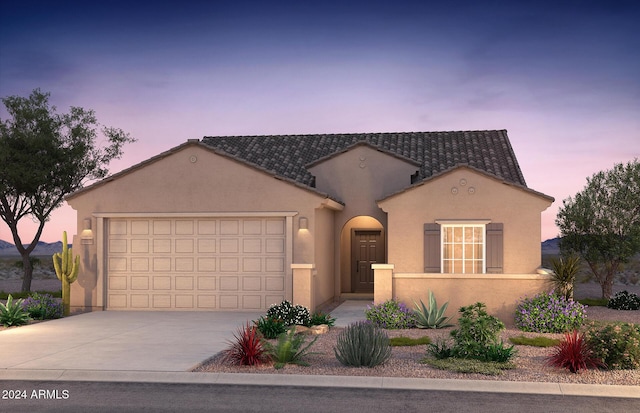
291, 264, 315, 310
372, 263, 394, 304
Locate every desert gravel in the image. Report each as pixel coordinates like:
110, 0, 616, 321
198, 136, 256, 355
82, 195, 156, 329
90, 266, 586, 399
194, 306, 640, 387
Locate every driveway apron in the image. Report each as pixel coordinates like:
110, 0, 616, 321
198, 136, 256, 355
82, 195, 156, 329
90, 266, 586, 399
0, 311, 262, 372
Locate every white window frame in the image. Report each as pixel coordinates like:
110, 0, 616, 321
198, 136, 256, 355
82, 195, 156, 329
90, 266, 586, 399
436, 220, 489, 274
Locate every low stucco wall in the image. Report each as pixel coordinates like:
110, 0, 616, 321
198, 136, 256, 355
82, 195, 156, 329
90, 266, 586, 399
380, 271, 553, 326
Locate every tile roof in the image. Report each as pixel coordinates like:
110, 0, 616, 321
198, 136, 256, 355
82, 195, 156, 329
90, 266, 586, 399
201, 130, 527, 188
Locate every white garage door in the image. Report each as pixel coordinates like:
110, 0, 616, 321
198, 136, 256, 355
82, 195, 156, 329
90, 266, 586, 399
105, 217, 287, 310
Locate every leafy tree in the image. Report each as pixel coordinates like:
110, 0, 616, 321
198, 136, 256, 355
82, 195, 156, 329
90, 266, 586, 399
556, 160, 640, 298
0, 89, 135, 291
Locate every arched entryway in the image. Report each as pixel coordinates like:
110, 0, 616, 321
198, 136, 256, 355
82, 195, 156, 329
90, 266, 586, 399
340, 216, 385, 294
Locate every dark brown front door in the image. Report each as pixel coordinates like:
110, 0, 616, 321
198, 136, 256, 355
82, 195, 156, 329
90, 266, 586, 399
351, 229, 385, 293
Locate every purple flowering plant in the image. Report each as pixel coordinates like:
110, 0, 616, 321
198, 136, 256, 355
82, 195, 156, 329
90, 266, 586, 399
365, 299, 417, 329
21, 292, 63, 320
515, 291, 586, 333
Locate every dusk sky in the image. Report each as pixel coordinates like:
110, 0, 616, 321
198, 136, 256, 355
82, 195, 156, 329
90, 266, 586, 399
1, 0, 638, 243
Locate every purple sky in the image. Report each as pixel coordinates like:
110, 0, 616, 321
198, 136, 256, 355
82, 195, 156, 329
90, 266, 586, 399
1, 0, 639, 243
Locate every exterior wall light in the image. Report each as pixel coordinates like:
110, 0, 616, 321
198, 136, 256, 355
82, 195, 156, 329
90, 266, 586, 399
81, 218, 94, 244
299, 217, 308, 230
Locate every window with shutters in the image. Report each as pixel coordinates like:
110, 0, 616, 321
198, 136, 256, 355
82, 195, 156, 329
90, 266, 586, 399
441, 224, 485, 274
424, 222, 503, 274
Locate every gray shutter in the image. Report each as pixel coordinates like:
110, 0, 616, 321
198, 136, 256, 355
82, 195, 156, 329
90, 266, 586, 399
424, 223, 441, 273
486, 223, 503, 273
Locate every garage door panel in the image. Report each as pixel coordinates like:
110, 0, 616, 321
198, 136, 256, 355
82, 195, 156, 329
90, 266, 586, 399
176, 295, 194, 308
197, 258, 216, 272
175, 276, 194, 290
130, 276, 149, 290
109, 276, 127, 290
175, 239, 194, 253
220, 258, 239, 272
197, 276, 216, 290
175, 220, 194, 235
153, 239, 171, 253
131, 258, 149, 271
220, 295, 238, 309
220, 276, 238, 291
131, 220, 149, 235
242, 257, 262, 272
175, 258, 194, 272
197, 295, 216, 308
242, 295, 262, 309
153, 295, 171, 308
131, 294, 150, 308
242, 276, 261, 291
153, 257, 171, 271
107, 217, 286, 310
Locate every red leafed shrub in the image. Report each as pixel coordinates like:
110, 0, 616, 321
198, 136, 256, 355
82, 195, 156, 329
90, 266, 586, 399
546, 330, 605, 373
223, 322, 271, 366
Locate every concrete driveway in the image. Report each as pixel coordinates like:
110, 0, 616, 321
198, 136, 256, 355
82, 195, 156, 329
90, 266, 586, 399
0, 310, 262, 372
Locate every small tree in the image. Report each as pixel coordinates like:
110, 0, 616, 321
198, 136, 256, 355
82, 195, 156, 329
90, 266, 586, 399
556, 160, 640, 299
0, 89, 135, 291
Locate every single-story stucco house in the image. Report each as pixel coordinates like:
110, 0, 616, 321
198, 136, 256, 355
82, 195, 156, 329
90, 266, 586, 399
66, 130, 554, 322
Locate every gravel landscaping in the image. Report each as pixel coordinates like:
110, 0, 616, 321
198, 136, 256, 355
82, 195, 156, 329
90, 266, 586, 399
194, 287, 640, 387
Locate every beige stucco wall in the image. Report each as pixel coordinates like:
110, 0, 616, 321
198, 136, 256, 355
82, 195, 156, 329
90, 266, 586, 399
392, 273, 553, 326
67, 143, 334, 311
309, 145, 418, 293
378, 167, 553, 274
313, 206, 336, 307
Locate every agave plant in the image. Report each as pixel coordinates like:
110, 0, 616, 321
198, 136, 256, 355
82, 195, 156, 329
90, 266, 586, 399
264, 327, 318, 369
413, 290, 453, 329
0, 295, 31, 327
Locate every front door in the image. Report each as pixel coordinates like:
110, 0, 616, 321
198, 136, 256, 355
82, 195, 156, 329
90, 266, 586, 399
351, 229, 385, 293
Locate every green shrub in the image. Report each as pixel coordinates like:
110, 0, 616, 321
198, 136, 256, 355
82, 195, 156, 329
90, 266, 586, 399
413, 291, 453, 329
266, 300, 311, 326
607, 291, 640, 311
365, 300, 416, 329
427, 339, 454, 360
426, 303, 516, 363
586, 322, 640, 370
334, 321, 392, 367
21, 292, 63, 320
481, 341, 517, 363
450, 303, 505, 358
309, 311, 335, 327
389, 335, 431, 346
0, 295, 31, 327
254, 316, 287, 339
515, 291, 586, 333
264, 327, 318, 369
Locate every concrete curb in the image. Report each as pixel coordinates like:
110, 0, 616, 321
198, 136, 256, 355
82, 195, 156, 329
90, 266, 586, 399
1, 370, 638, 399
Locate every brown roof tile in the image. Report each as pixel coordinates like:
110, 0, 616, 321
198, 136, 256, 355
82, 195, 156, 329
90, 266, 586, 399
201, 130, 527, 188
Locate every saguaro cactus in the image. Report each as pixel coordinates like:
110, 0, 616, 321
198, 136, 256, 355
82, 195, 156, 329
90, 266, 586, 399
53, 231, 80, 316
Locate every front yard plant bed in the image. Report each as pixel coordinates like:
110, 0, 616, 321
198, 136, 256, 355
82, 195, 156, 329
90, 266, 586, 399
195, 321, 640, 386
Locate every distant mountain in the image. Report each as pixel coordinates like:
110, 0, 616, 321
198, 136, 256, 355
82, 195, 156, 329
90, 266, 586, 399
0, 240, 65, 257
541, 237, 560, 255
